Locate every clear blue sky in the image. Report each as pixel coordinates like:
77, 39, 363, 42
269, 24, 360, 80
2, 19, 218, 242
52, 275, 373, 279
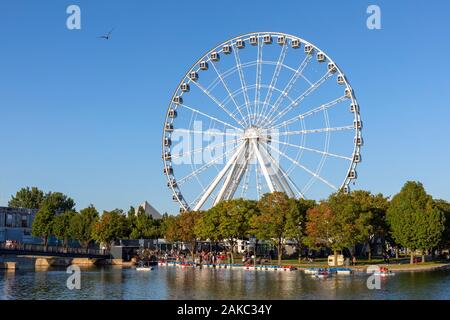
1, 0, 449, 214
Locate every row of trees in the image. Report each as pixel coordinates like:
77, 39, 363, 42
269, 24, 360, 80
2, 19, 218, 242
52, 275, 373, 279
8, 181, 450, 265
9, 187, 161, 249
157, 182, 450, 265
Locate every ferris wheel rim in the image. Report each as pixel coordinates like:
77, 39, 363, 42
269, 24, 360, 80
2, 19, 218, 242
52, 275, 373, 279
162, 31, 362, 212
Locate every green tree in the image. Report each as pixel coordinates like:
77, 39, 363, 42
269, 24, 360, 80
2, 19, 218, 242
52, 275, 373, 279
127, 206, 137, 235
42, 192, 75, 213
386, 181, 445, 264
251, 192, 295, 265
434, 199, 450, 251
127, 206, 136, 217
176, 210, 202, 260
304, 192, 373, 266
304, 202, 334, 250
217, 199, 257, 263
130, 207, 160, 239
348, 190, 390, 261
31, 203, 56, 248
69, 205, 99, 250
161, 214, 180, 243
9, 186, 45, 209
92, 209, 129, 248
53, 210, 76, 248
194, 205, 222, 248
284, 198, 316, 262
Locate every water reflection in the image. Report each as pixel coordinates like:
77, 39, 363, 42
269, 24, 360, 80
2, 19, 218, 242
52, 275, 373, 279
1, 266, 449, 300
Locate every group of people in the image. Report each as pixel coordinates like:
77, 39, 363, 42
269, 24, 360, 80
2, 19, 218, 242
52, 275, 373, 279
195, 251, 227, 265
382, 250, 392, 263
3, 240, 20, 249
158, 249, 230, 265
156, 248, 268, 266
156, 249, 220, 265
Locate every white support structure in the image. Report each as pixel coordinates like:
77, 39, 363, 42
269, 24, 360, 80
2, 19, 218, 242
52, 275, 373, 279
259, 145, 296, 198
224, 148, 251, 200
213, 142, 248, 205
251, 139, 275, 193
193, 143, 246, 211
259, 141, 304, 198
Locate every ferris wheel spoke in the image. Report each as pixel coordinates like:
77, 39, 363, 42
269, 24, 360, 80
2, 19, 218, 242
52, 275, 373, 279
190, 80, 246, 128
254, 38, 263, 126
171, 138, 241, 160
269, 95, 347, 130
190, 178, 217, 208
265, 71, 334, 127
179, 103, 242, 131
177, 142, 243, 186
275, 125, 354, 137
264, 137, 352, 161
207, 60, 275, 93
232, 43, 253, 125
221, 84, 257, 121
208, 62, 249, 127
172, 129, 241, 137
260, 54, 312, 126
193, 142, 247, 210
223, 84, 297, 112
256, 44, 288, 127
263, 141, 338, 191
207, 59, 302, 98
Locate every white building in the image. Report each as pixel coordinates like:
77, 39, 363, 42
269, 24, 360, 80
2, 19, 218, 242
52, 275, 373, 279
0, 207, 40, 243
136, 201, 162, 219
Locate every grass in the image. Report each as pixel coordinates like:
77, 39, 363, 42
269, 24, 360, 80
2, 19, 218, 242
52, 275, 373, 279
382, 261, 448, 270
280, 258, 328, 268
220, 253, 450, 270
267, 256, 450, 270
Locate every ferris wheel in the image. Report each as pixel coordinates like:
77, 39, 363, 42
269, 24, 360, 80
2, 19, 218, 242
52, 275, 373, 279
162, 32, 363, 212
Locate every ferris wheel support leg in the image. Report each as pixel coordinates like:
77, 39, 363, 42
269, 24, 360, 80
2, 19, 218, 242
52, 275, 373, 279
278, 167, 303, 198
259, 145, 297, 198
251, 139, 275, 193
213, 146, 246, 206
223, 148, 251, 201
193, 143, 246, 211
271, 165, 295, 198
259, 147, 291, 196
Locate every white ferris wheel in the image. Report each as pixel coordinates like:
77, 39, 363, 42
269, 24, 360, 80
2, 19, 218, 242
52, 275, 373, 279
162, 32, 363, 212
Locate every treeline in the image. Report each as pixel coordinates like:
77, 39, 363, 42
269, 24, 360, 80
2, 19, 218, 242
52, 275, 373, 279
8, 187, 162, 249
8, 182, 450, 265
164, 182, 450, 265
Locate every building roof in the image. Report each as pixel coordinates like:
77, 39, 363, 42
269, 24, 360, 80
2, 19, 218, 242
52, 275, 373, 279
137, 201, 162, 220
0, 206, 38, 215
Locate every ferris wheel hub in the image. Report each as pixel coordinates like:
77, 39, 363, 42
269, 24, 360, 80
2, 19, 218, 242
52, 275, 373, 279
243, 126, 261, 140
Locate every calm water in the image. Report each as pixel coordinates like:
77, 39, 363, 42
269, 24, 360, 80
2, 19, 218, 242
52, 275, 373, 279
1, 266, 450, 300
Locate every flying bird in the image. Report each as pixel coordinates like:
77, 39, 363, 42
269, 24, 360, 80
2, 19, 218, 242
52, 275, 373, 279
98, 28, 114, 40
